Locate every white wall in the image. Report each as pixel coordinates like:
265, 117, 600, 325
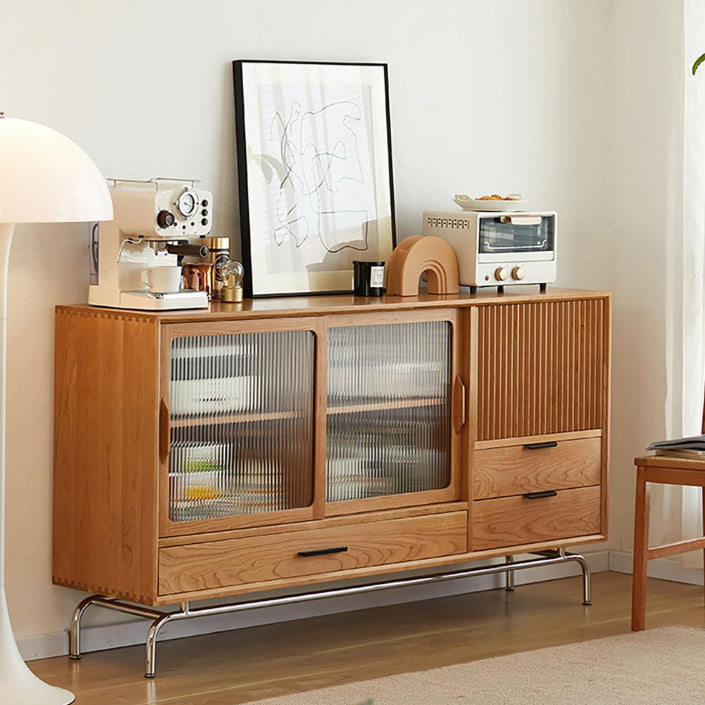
604, 0, 685, 550
1, 0, 682, 651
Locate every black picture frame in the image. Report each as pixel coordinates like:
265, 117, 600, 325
233, 60, 396, 298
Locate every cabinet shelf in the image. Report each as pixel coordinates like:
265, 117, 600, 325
326, 397, 446, 416
171, 410, 303, 428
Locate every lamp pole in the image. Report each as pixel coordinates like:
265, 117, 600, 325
0, 113, 113, 704
0, 223, 75, 704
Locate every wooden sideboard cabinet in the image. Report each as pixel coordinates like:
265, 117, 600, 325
53, 289, 610, 658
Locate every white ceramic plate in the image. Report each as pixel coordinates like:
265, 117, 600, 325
170, 375, 255, 415
454, 194, 526, 212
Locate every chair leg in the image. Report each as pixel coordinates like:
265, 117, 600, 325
631, 465, 650, 630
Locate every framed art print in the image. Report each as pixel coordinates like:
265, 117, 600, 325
233, 60, 396, 297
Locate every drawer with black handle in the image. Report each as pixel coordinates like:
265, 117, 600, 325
158, 511, 468, 595
473, 432, 602, 500
471, 485, 602, 551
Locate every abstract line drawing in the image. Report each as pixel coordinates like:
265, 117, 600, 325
267, 100, 371, 254
234, 61, 395, 297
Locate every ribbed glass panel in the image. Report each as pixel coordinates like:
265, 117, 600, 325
327, 321, 451, 501
168, 331, 314, 522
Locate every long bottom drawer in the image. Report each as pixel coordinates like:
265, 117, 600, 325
472, 485, 601, 550
159, 511, 468, 595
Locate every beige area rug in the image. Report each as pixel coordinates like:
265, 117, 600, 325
243, 626, 705, 704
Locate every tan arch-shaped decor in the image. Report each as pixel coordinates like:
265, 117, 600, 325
385, 235, 460, 296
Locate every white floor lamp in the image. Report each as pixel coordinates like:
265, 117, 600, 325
0, 113, 113, 704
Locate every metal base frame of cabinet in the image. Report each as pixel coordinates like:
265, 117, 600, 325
69, 548, 592, 678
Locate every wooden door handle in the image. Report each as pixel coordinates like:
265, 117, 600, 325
452, 375, 466, 432
159, 399, 171, 465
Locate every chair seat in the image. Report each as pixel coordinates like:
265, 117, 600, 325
634, 453, 705, 470
634, 455, 705, 490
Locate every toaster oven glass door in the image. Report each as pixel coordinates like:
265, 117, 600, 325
478, 214, 555, 262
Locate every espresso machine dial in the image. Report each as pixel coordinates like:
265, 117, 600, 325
157, 210, 175, 229
176, 188, 199, 219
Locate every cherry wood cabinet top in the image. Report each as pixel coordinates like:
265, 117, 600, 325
57, 287, 611, 323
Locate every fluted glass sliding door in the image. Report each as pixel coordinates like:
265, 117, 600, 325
326, 318, 453, 509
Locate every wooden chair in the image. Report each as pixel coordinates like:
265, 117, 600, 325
632, 411, 705, 630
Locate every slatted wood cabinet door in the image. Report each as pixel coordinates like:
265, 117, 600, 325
476, 297, 609, 441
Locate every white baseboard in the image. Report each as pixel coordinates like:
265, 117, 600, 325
608, 549, 704, 586
19, 550, 609, 662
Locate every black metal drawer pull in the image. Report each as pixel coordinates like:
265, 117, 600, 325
523, 490, 558, 500
523, 441, 559, 450
297, 546, 348, 557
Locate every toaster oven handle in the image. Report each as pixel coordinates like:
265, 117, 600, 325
482, 239, 548, 252
500, 215, 543, 226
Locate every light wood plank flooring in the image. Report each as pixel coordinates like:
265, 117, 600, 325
28, 572, 705, 704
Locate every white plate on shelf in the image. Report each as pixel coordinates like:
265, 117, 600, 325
170, 375, 255, 415
454, 194, 526, 212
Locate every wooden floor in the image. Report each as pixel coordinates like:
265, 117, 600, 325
30, 571, 705, 704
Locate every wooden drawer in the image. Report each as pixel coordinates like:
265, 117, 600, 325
159, 511, 467, 595
472, 485, 601, 550
473, 435, 602, 500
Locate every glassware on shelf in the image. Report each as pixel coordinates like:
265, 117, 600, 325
169, 442, 229, 521
326, 408, 450, 501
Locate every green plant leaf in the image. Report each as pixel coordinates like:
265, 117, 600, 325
693, 52, 705, 75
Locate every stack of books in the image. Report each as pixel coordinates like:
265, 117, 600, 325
647, 435, 705, 459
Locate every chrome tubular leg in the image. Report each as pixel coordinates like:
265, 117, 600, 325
532, 549, 592, 606
505, 555, 515, 591
69, 595, 102, 659
145, 613, 177, 678
68, 550, 594, 677
570, 554, 592, 606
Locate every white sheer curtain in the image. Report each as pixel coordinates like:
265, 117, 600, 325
658, 0, 705, 565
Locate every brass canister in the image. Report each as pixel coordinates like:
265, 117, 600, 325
202, 237, 230, 300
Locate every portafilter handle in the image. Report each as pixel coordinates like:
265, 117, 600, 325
166, 243, 210, 258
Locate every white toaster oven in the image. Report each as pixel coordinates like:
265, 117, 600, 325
422, 210, 557, 291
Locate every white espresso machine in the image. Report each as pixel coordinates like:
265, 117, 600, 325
88, 178, 212, 310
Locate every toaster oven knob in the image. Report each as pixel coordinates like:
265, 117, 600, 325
512, 266, 525, 281
494, 267, 508, 282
